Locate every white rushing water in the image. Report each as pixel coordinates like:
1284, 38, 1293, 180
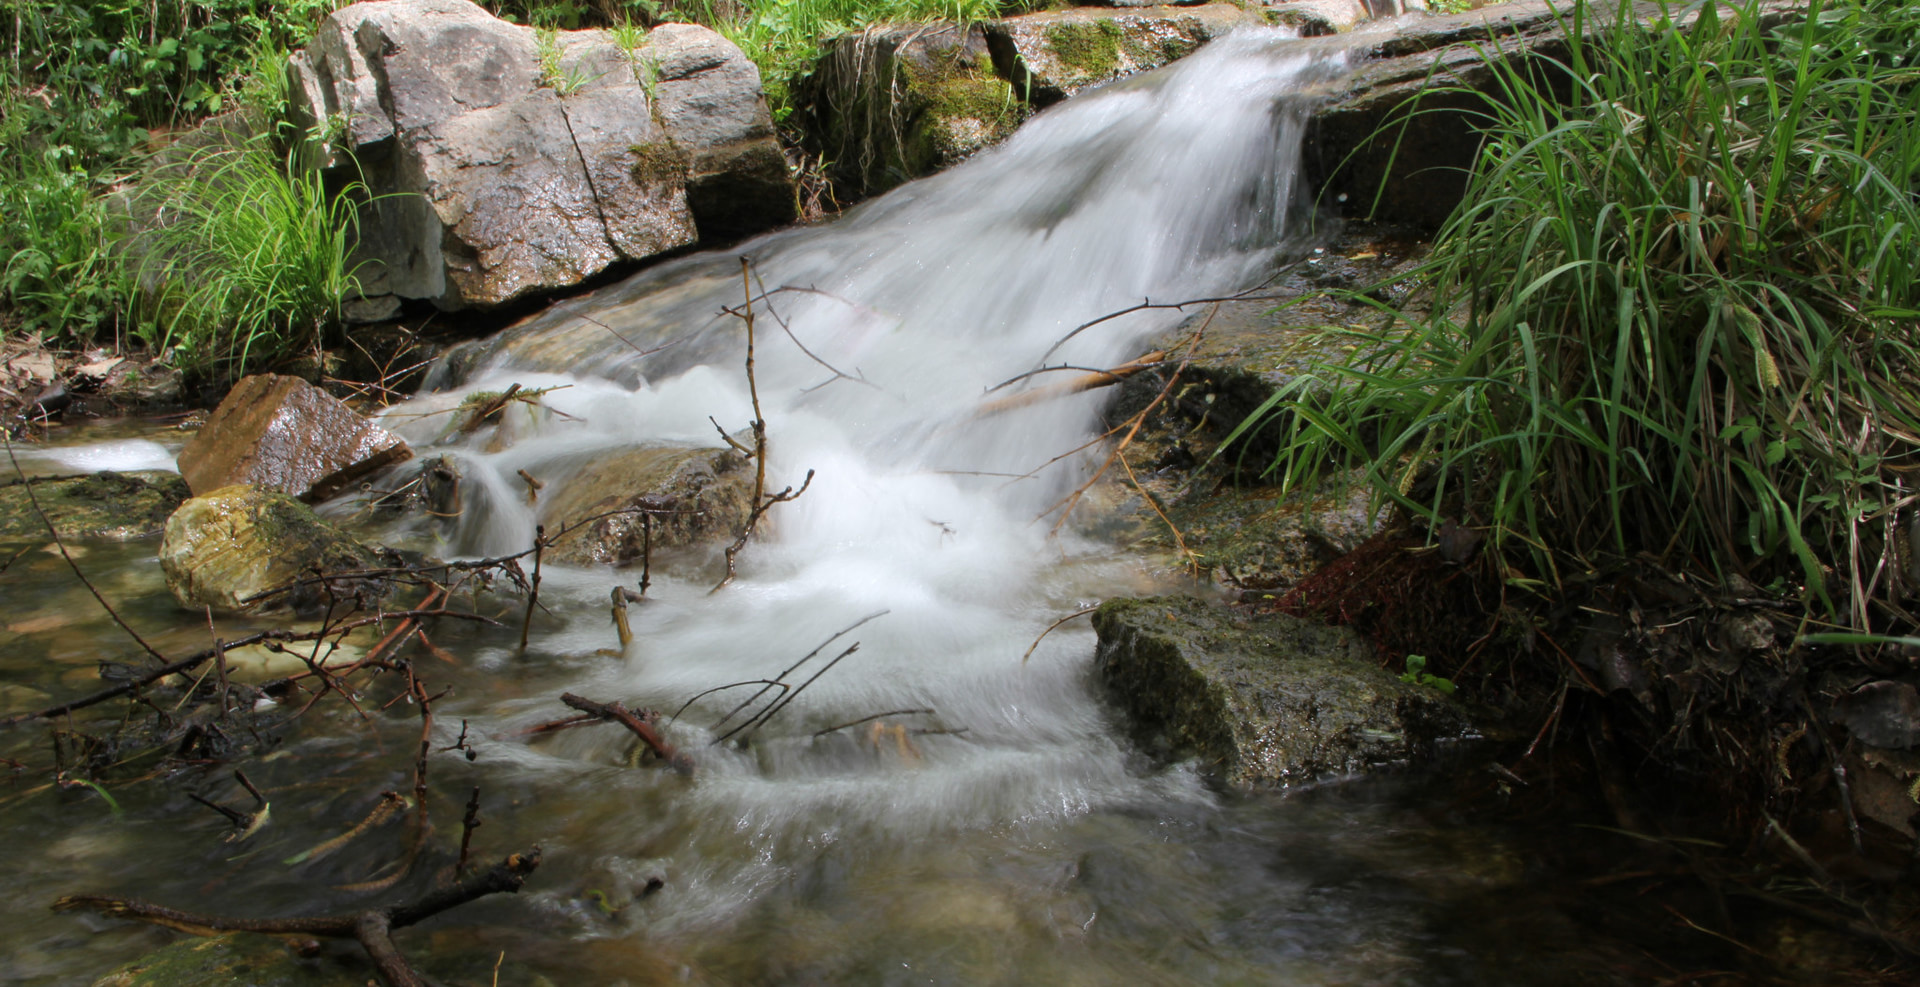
379, 28, 1349, 930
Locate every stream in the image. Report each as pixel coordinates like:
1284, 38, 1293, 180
3, 27, 1686, 986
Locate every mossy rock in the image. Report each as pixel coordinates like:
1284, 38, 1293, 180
92, 933, 360, 986
0, 471, 190, 542
1042, 20, 1125, 78
158, 484, 391, 615
983, 5, 1262, 105
799, 23, 1024, 198
1093, 595, 1470, 788
538, 445, 754, 567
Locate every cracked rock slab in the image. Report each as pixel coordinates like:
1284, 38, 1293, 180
288, 0, 792, 311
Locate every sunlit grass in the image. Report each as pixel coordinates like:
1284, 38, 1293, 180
133, 138, 366, 382
1234, 0, 1920, 628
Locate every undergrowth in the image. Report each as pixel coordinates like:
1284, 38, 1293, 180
1, 0, 343, 366
1235, 0, 1920, 634
131, 139, 367, 380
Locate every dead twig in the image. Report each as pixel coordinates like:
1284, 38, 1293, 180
1022, 605, 1100, 665
2, 608, 500, 727
610, 586, 646, 648
559, 693, 693, 775
976, 350, 1166, 417
53, 847, 543, 987
812, 708, 935, 738
519, 526, 544, 652
700, 610, 889, 733
711, 258, 817, 592
457, 787, 482, 875
719, 643, 859, 744
4, 434, 170, 665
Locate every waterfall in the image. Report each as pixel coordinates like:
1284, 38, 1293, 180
377, 26, 1349, 931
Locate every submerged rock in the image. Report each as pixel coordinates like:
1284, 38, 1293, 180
0, 471, 189, 541
537, 446, 753, 566
1093, 595, 1467, 788
91, 932, 353, 987
176, 374, 411, 502
287, 0, 793, 312
159, 484, 390, 615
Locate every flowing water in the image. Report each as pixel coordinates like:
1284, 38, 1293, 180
1, 28, 1675, 986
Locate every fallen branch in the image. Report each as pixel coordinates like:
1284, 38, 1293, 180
1, 608, 500, 728
559, 693, 693, 775
975, 350, 1166, 417
53, 847, 543, 987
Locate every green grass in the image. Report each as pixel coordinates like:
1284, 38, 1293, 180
131, 138, 367, 382
1234, 0, 1920, 630
1, 0, 342, 353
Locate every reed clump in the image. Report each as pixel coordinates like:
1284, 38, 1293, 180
1240, 0, 1920, 631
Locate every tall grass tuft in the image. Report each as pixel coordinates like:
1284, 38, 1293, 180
1237, 0, 1920, 629
133, 139, 365, 382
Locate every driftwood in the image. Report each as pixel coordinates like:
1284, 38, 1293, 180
53, 847, 543, 987
559, 693, 694, 775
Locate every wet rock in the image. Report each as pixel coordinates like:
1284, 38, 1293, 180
91, 932, 353, 987
1301, 0, 1800, 228
176, 374, 412, 502
287, 0, 793, 312
537, 446, 754, 566
984, 5, 1262, 106
1300, 0, 1566, 229
159, 484, 391, 615
0, 471, 189, 541
799, 23, 1025, 199
1264, 0, 1372, 35
1093, 595, 1468, 788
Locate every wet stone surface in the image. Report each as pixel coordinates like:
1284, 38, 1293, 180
159, 484, 392, 615
0, 471, 189, 542
1093, 594, 1470, 788
175, 374, 411, 502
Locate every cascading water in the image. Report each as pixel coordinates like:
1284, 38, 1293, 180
0, 23, 1697, 987
362, 29, 1357, 971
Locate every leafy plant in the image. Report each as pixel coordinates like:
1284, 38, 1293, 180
1397, 654, 1455, 695
1232, 0, 1920, 630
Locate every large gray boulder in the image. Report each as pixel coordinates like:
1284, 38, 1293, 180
288, 0, 794, 313
1093, 595, 1468, 788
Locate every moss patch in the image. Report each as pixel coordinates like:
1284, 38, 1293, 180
0, 470, 189, 541
629, 138, 691, 188
1043, 20, 1124, 79
899, 56, 1024, 162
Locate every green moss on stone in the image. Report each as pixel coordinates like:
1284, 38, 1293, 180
898, 57, 1023, 162
1043, 20, 1124, 79
0, 471, 189, 541
629, 139, 691, 188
